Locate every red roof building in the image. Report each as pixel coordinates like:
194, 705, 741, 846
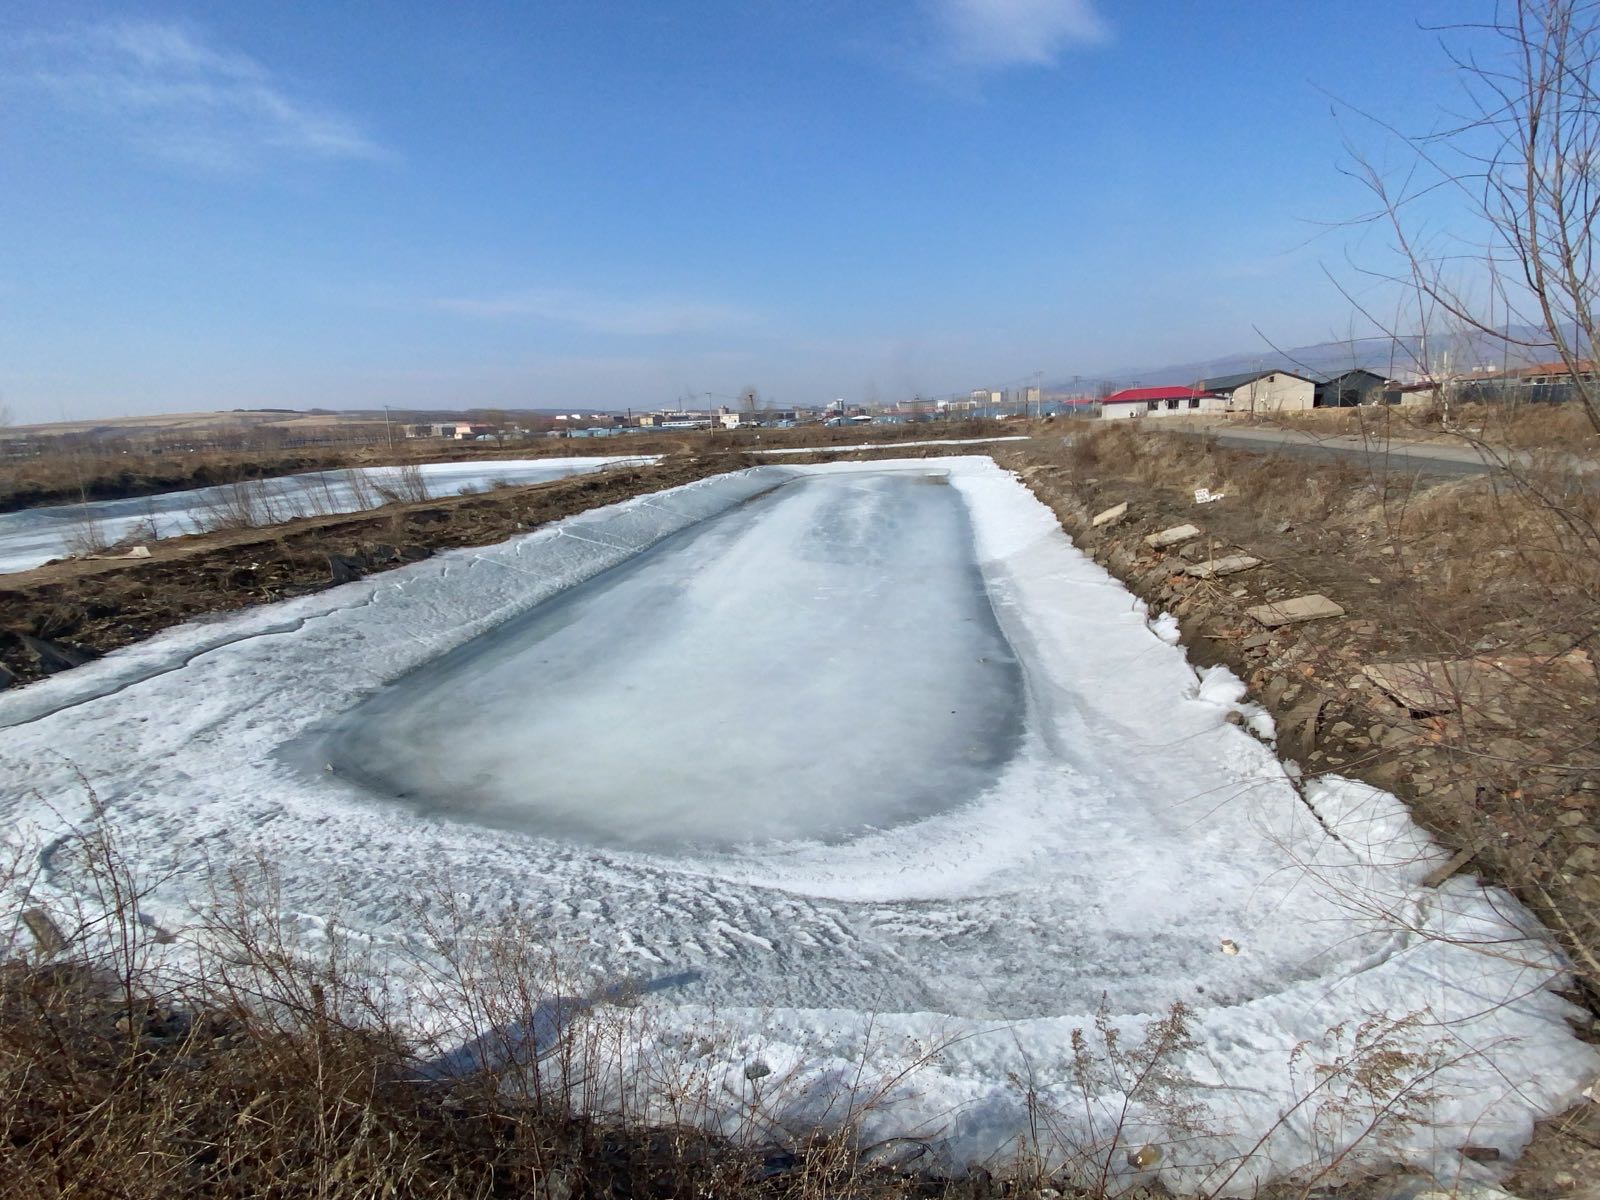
1102, 386, 1216, 405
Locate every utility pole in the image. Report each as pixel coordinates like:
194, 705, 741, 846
383, 404, 394, 450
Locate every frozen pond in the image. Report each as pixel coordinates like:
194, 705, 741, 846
306, 472, 1023, 849
0, 456, 652, 574
0, 458, 1592, 1190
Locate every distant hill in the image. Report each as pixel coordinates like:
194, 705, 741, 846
1073, 327, 1557, 392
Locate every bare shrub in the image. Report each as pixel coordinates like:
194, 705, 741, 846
336, 467, 380, 512
192, 479, 292, 533
373, 463, 430, 505
126, 498, 163, 545
1197, 1012, 1460, 1199
63, 514, 112, 558
1009, 1000, 1208, 1195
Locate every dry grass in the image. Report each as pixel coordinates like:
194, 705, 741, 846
1257, 399, 1600, 454
0, 823, 957, 1200
0, 801, 1483, 1200
1061, 422, 1600, 631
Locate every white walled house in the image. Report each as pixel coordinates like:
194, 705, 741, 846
1199, 370, 1317, 413
1099, 387, 1228, 419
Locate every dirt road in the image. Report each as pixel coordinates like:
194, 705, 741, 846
1177, 422, 1529, 476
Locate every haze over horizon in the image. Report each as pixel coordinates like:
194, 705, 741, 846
1, 0, 1475, 423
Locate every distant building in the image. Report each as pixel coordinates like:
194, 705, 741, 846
1199, 370, 1317, 413
405, 422, 493, 440
1384, 358, 1600, 408
1314, 369, 1389, 408
1511, 358, 1599, 386
654, 411, 712, 429
1099, 386, 1226, 419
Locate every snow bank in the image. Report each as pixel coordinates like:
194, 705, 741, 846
0, 457, 1589, 1194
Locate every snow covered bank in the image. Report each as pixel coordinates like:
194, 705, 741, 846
0, 458, 1590, 1193
0, 456, 655, 574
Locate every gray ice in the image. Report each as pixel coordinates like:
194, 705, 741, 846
309, 470, 1025, 851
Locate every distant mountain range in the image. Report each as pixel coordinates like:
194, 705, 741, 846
1072, 327, 1561, 392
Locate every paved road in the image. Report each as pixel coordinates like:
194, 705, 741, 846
1171, 424, 1522, 478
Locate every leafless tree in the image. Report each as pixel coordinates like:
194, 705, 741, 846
1345, 0, 1599, 430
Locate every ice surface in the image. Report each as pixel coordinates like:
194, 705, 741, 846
304, 472, 1022, 849
0, 456, 651, 574
751, 435, 1030, 455
0, 457, 1591, 1192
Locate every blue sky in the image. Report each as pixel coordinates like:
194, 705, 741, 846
0, 0, 1474, 421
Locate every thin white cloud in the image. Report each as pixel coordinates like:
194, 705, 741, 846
926, 0, 1110, 69
15, 20, 389, 172
436, 288, 751, 338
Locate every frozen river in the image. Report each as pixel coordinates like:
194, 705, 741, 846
0, 456, 652, 574
0, 458, 1591, 1190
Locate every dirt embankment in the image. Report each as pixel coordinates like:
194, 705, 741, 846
999, 427, 1600, 1198
0, 438, 674, 514
0, 448, 367, 513
0, 454, 756, 687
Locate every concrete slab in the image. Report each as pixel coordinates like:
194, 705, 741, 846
1091, 501, 1128, 527
1361, 660, 1490, 715
1145, 523, 1200, 549
1362, 652, 1596, 715
1184, 554, 1261, 580
1246, 593, 1345, 627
